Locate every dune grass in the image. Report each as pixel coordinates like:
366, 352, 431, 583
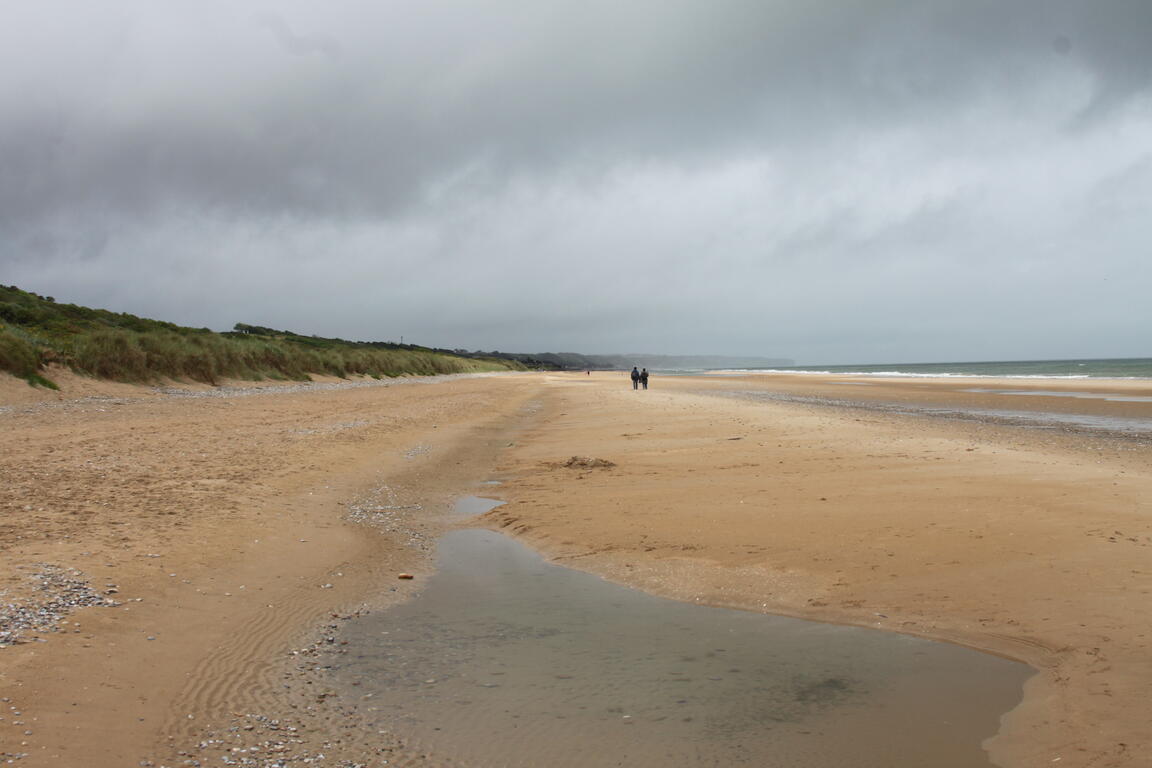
0, 325, 58, 389
0, 285, 520, 387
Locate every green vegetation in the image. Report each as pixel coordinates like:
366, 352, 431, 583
0, 285, 522, 388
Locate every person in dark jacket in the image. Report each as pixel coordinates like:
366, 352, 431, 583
640, 368, 649, 389
630, 366, 640, 390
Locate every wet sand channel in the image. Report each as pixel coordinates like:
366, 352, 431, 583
330, 500, 1029, 768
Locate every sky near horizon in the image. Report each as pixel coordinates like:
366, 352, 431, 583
1, 1, 1149, 364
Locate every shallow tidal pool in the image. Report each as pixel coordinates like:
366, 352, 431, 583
331, 506, 1029, 767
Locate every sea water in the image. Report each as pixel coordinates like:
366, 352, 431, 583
735, 357, 1152, 379
331, 525, 1029, 767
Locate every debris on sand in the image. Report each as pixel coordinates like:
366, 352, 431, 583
560, 456, 616, 469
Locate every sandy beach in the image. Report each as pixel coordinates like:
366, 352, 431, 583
2, 369, 1151, 767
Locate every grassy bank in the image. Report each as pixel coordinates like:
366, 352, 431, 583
0, 286, 522, 387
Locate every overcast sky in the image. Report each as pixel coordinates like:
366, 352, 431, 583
2, 1, 1149, 363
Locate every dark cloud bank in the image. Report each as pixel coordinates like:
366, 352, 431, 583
2, 0, 1149, 363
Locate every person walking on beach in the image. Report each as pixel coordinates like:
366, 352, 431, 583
630, 366, 640, 390
640, 368, 649, 390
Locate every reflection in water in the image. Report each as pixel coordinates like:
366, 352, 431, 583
963, 388, 1152, 404
333, 527, 1029, 767
452, 495, 504, 517
716, 389, 1152, 437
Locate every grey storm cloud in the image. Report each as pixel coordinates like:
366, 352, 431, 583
1, 0, 1150, 361
5, 0, 1151, 221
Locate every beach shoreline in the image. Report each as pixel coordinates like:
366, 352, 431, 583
2, 370, 1150, 766
485, 372, 1151, 768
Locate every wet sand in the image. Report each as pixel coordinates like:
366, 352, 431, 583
2, 369, 1151, 767
488, 372, 1152, 768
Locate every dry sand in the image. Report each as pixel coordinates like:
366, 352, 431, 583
0, 370, 545, 766
2, 368, 1150, 767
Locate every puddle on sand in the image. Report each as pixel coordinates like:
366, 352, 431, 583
451, 495, 504, 518
333, 527, 1029, 768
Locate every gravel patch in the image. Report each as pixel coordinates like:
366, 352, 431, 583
155, 372, 504, 401
344, 486, 430, 552
0, 372, 513, 417
0, 564, 119, 648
